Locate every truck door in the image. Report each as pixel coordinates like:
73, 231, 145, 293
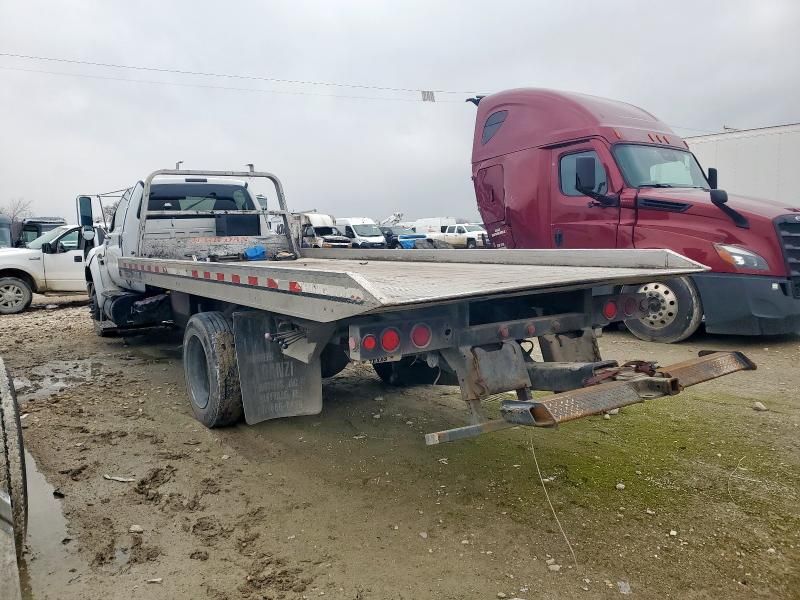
550, 145, 620, 249
42, 228, 85, 291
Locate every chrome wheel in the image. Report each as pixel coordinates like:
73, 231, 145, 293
637, 282, 678, 330
0, 284, 26, 312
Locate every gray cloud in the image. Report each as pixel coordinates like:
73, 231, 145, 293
1, 0, 797, 220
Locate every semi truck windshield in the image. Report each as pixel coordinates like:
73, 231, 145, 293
613, 144, 708, 188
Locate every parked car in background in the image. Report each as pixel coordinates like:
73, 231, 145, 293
13, 217, 67, 247
0, 215, 11, 249
426, 223, 488, 248
299, 213, 351, 248
379, 225, 427, 249
0, 224, 102, 314
336, 217, 386, 248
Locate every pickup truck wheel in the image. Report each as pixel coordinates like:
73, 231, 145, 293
466, 239, 477, 249
623, 277, 702, 343
183, 312, 243, 428
0, 277, 32, 315
0, 358, 28, 560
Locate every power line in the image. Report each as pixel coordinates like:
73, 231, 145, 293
0, 51, 479, 95
0, 65, 464, 103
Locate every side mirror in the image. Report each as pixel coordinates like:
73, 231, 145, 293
575, 156, 597, 193
82, 226, 95, 242
707, 168, 718, 190
41, 242, 53, 254
710, 189, 728, 205
76, 195, 94, 227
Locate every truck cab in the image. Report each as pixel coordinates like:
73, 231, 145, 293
13, 217, 67, 248
298, 213, 351, 248
336, 217, 387, 248
472, 88, 800, 341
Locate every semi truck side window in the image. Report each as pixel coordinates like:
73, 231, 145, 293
559, 151, 607, 196
482, 110, 508, 144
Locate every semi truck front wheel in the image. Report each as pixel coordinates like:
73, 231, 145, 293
183, 312, 243, 427
623, 276, 702, 343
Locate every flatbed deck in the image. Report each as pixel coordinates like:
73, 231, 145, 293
119, 248, 707, 322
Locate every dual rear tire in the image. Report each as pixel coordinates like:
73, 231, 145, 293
183, 312, 243, 428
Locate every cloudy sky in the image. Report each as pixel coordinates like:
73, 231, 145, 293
0, 0, 798, 221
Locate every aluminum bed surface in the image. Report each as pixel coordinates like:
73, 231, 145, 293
119, 248, 707, 322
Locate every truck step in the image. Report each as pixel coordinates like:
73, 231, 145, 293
425, 351, 754, 444
501, 351, 755, 427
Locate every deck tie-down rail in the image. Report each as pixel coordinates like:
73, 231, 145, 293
424, 351, 755, 445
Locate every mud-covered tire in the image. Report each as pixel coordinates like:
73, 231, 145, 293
88, 283, 115, 337
623, 276, 703, 344
0, 277, 32, 315
373, 357, 454, 386
183, 312, 243, 428
0, 358, 27, 561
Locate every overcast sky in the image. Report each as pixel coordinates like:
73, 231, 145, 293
0, 0, 798, 221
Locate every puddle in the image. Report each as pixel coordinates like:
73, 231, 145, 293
19, 450, 84, 599
14, 360, 102, 402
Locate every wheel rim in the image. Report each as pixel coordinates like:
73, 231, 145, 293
185, 336, 210, 409
636, 282, 678, 329
0, 284, 26, 310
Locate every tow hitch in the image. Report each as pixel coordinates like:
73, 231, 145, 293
425, 351, 755, 445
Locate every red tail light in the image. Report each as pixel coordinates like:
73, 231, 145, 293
603, 300, 618, 320
623, 297, 638, 317
410, 323, 432, 348
380, 328, 401, 353
362, 334, 377, 351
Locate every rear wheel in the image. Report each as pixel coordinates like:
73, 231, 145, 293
0, 358, 27, 560
623, 276, 702, 343
0, 277, 32, 315
466, 239, 477, 249
183, 312, 243, 427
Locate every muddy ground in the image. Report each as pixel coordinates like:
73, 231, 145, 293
1, 297, 798, 599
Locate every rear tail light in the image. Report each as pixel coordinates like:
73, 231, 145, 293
380, 328, 401, 353
410, 323, 432, 348
623, 297, 638, 317
362, 334, 377, 352
602, 300, 618, 320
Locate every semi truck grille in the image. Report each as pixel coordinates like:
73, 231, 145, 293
775, 215, 800, 298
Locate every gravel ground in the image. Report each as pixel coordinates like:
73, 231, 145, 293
1, 299, 798, 599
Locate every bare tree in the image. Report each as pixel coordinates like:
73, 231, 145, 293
0, 198, 33, 239
101, 200, 119, 225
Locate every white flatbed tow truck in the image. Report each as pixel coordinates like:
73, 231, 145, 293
83, 169, 754, 444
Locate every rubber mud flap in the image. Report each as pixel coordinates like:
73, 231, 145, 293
233, 312, 322, 424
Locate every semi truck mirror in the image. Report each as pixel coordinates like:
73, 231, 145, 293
82, 226, 95, 242
707, 167, 718, 190
575, 156, 597, 192
710, 189, 728, 205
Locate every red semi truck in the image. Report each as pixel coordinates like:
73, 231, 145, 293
471, 89, 800, 342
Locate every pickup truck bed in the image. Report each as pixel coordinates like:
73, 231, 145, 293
119, 248, 705, 322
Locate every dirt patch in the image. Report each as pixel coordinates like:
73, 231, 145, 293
4, 305, 799, 599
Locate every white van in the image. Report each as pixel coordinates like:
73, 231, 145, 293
336, 217, 387, 249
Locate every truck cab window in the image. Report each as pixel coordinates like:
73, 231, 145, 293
55, 229, 80, 253
559, 150, 607, 196
344, 226, 355, 238
482, 110, 508, 144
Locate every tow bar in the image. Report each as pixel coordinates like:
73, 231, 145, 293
425, 351, 755, 445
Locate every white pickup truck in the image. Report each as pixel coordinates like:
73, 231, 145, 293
81, 168, 753, 447
0, 224, 101, 314
424, 224, 488, 248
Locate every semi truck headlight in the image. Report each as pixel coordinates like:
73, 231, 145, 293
714, 244, 769, 271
